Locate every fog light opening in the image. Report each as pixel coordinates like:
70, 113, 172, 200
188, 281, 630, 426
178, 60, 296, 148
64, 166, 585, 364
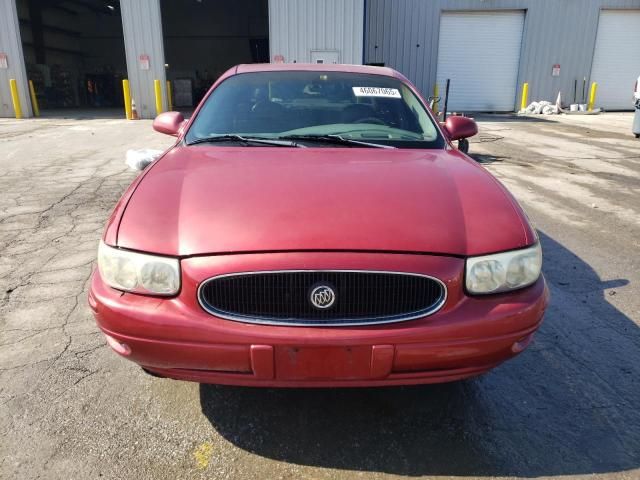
104, 334, 131, 356
511, 333, 534, 354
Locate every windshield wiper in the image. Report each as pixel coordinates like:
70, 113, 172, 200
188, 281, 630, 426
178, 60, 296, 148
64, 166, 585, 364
187, 134, 300, 147
276, 134, 395, 149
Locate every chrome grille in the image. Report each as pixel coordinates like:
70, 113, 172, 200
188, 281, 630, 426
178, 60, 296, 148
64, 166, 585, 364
198, 270, 446, 326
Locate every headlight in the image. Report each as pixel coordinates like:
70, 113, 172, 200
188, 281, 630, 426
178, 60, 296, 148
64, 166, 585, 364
97, 241, 180, 295
465, 243, 542, 294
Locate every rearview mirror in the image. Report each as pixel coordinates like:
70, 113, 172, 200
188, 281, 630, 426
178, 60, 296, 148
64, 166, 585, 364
153, 111, 185, 136
444, 116, 478, 141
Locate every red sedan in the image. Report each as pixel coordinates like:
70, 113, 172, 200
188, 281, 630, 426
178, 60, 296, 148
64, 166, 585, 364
89, 64, 548, 387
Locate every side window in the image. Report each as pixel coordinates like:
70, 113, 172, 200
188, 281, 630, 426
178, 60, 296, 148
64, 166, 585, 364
401, 85, 436, 140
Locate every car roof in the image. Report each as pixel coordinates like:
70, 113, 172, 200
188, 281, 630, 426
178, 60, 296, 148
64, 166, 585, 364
234, 63, 407, 81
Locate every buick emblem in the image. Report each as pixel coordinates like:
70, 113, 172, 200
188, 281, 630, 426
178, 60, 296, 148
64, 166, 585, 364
309, 284, 336, 309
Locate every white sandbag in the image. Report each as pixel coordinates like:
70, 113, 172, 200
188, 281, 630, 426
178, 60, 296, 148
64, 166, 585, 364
525, 102, 539, 114
126, 149, 163, 171
520, 100, 557, 115
533, 101, 552, 115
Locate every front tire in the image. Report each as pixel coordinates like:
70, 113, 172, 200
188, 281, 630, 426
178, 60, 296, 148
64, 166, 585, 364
458, 138, 470, 154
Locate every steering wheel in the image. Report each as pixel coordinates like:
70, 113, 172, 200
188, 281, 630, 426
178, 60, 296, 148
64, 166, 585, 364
354, 117, 387, 126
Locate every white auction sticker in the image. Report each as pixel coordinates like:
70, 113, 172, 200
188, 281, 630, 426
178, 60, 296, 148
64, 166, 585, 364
353, 87, 401, 98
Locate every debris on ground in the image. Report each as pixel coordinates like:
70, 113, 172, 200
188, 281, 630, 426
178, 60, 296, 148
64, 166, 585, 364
520, 101, 559, 115
519, 92, 601, 116
125, 148, 163, 171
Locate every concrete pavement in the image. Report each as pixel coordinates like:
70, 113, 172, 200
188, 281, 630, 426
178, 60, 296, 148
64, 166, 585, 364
1, 113, 639, 479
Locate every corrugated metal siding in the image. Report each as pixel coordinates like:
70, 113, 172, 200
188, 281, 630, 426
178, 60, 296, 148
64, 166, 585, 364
0, 0, 32, 118
366, 0, 640, 111
120, 0, 167, 119
269, 0, 364, 64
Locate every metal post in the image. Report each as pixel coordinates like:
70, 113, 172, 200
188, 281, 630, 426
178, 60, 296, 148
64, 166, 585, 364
588, 82, 598, 111
122, 79, 132, 120
443, 79, 450, 122
432, 83, 439, 115
154, 79, 163, 116
166, 80, 173, 111
520, 83, 529, 111
28, 80, 39, 117
9, 79, 22, 119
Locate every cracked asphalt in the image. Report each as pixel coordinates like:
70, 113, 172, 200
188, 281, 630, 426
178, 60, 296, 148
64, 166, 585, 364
1, 112, 639, 479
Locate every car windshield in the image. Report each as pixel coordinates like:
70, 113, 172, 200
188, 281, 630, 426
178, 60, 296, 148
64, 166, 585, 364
185, 71, 444, 149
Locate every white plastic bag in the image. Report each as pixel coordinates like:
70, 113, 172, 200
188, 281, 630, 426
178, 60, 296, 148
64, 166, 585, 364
126, 149, 163, 171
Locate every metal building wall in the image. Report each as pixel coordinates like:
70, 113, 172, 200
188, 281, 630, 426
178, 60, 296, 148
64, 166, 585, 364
269, 0, 365, 64
366, 0, 640, 110
120, 0, 167, 119
0, 0, 32, 118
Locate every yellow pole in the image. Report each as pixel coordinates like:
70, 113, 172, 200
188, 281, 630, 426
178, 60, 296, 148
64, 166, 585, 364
122, 79, 132, 120
28, 80, 40, 117
166, 80, 173, 111
9, 79, 23, 119
520, 82, 529, 111
154, 79, 163, 116
432, 83, 439, 115
588, 82, 598, 111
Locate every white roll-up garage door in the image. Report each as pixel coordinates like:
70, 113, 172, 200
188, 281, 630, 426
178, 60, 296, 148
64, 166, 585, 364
436, 11, 525, 112
590, 10, 640, 111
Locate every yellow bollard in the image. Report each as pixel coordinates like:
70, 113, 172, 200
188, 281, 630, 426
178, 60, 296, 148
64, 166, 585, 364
9, 79, 23, 119
520, 82, 529, 111
166, 80, 173, 111
122, 79, 132, 120
588, 82, 598, 111
154, 79, 163, 116
28, 80, 40, 117
432, 83, 439, 115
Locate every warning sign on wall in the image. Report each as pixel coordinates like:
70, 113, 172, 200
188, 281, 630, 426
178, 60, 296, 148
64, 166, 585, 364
0, 53, 8, 69
139, 54, 150, 70
552, 64, 561, 77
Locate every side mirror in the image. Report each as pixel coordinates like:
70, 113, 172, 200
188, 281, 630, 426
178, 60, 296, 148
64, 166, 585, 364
153, 111, 185, 136
444, 116, 478, 141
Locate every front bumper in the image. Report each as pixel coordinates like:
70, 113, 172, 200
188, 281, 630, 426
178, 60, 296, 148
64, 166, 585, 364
89, 251, 549, 387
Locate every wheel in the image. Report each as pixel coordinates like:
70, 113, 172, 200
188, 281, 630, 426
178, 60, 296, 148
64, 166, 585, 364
635, 134, 640, 139
457, 138, 470, 154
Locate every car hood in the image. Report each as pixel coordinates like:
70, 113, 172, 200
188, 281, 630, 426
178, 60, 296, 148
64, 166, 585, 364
116, 146, 534, 257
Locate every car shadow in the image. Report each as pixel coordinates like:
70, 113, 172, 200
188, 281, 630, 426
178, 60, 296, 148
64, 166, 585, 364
468, 153, 507, 164
199, 231, 639, 477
